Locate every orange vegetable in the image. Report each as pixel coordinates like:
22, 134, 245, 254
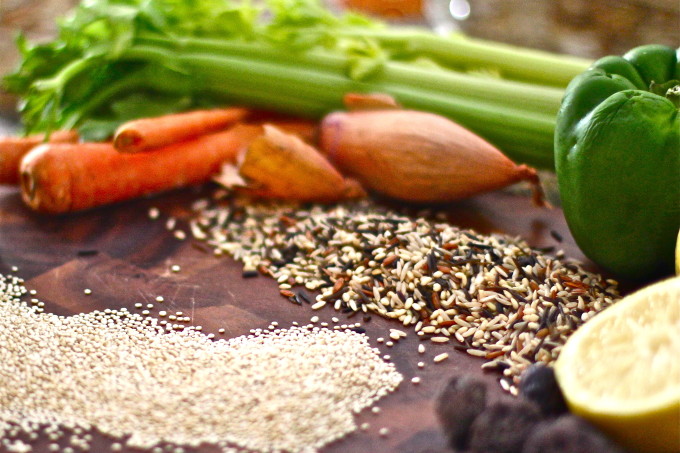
320, 109, 544, 204
0, 131, 79, 185
342, 93, 401, 111
342, 0, 423, 18
20, 125, 261, 214
113, 107, 251, 153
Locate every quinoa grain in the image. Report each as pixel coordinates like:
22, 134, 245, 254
0, 273, 402, 453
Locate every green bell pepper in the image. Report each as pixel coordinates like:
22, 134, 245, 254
555, 44, 680, 281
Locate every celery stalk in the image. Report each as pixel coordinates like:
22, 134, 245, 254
335, 27, 592, 87
122, 42, 558, 166
4, 0, 594, 169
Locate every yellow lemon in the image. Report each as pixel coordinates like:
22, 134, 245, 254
554, 276, 680, 453
676, 230, 679, 275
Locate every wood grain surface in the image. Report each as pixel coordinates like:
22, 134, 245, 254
0, 183, 623, 453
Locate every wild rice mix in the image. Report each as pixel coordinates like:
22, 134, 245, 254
0, 273, 402, 453
188, 197, 621, 391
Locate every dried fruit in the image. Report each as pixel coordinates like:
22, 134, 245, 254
522, 415, 625, 453
468, 400, 542, 453
434, 374, 488, 449
518, 364, 568, 417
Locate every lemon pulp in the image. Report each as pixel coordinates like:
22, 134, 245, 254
555, 277, 680, 453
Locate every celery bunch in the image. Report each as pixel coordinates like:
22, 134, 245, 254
4, 0, 591, 168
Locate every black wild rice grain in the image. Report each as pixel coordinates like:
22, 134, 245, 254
188, 198, 620, 391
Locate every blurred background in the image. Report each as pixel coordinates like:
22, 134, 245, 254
1, 0, 679, 122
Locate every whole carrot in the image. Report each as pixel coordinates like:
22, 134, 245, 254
20, 125, 261, 214
0, 131, 79, 184
113, 107, 251, 153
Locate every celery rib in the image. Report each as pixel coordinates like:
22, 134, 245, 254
336, 27, 592, 87
121, 43, 557, 165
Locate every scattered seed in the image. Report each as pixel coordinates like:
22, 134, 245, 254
187, 197, 620, 387
0, 272, 402, 453
434, 353, 449, 363
311, 301, 326, 310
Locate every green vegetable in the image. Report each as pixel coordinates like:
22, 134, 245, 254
3, 0, 591, 168
555, 44, 680, 281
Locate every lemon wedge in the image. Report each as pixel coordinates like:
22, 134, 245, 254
554, 276, 680, 453
675, 230, 680, 275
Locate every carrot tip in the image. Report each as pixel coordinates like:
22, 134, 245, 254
20, 170, 36, 202
113, 131, 142, 152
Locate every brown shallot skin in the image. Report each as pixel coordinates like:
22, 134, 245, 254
320, 110, 540, 203
234, 125, 366, 203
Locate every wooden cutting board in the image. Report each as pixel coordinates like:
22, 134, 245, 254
0, 184, 626, 453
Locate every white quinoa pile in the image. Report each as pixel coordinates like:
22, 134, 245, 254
186, 197, 620, 392
0, 273, 402, 453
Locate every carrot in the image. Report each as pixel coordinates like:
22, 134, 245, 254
342, 92, 401, 111
0, 131, 79, 185
20, 124, 261, 214
113, 107, 251, 153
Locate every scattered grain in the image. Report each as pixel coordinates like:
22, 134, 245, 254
0, 273, 402, 453
434, 353, 449, 363
187, 197, 620, 386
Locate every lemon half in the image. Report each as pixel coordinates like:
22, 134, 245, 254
675, 230, 680, 275
555, 277, 680, 453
